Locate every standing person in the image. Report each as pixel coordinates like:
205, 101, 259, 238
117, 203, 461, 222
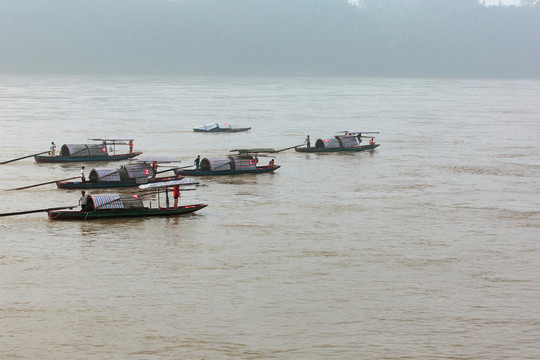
79, 191, 88, 211
129, 140, 133, 154
80, 166, 86, 182
173, 185, 181, 209
194, 155, 201, 171
305, 135, 311, 148
50, 142, 56, 157
151, 161, 158, 180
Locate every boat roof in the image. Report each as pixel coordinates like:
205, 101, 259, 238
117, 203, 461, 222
133, 155, 182, 163
194, 123, 238, 131
87, 138, 134, 142
230, 148, 280, 154
61, 144, 109, 156
138, 178, 198, 189
338, 131, 379, 135
89, 194, 143, 210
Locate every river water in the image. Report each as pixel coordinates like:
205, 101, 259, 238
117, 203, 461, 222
1, 76, 539, 359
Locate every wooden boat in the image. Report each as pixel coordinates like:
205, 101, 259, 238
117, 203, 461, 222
56, 161, 197, 189
174, 155, 280, 176
296, 143, 379, 153
295, 132, 380, 153
35, 138, 141, 163
48, 204, 207, 220
48, 179, 206, 220
175, 166, 279, 176
193, 123, 251, 133
57, 174, 197, 189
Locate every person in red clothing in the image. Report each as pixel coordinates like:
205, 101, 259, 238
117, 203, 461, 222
173, 185, 181, 209
129, 140, 133, 153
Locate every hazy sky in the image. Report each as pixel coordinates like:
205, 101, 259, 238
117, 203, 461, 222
484, 0, 521, 4
1, 0, 537, 77
348, 0, 523, 6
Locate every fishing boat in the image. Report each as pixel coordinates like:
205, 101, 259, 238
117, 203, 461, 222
57, 168, 197, 189
48, 179, 206, 220
56, 157, 197, 189
35, 138, 141, 163
174, 154, 279, 176
193, 123, 251, 133
295, 132, 380, 153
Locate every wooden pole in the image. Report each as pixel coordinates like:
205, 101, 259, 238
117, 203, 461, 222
155, 167, 178, 175
277, 144, 306, 152
155, 165, 193, 174
0, 205, 77, 217
8, 176, 80, 191
0, 151, 49, 165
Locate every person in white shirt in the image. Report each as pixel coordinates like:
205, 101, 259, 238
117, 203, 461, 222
79, 191, 89, 211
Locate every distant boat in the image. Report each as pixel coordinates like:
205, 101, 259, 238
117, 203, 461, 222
295, 132, 380, 153
193, 123, 251, 133
174, 155, 279, 176
35, 138, 141, 163
48, 179, 206, 220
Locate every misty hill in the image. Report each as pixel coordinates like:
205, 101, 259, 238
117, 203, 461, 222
0, 0, 539, 77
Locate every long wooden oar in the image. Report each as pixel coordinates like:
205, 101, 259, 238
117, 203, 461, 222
155, 165, 193, 174
8, 176, 80, 191
0, 205, 76, 217
155, 168, 178, 175
0, 151, 49, 165
277, 144, 306, 152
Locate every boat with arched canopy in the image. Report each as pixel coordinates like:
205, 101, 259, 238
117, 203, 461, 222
35, 138, 141, 163
48, 179, 206, 220
174, 154, 279, 176
295, 132, 380, 153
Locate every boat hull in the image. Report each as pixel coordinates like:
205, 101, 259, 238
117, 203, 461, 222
295, 144, 380, 153
56, 176, 182, 189
48, 204, 207, 220
35, 152, 142, 163
193, 127, 251, 133
175, 165, 280, 176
